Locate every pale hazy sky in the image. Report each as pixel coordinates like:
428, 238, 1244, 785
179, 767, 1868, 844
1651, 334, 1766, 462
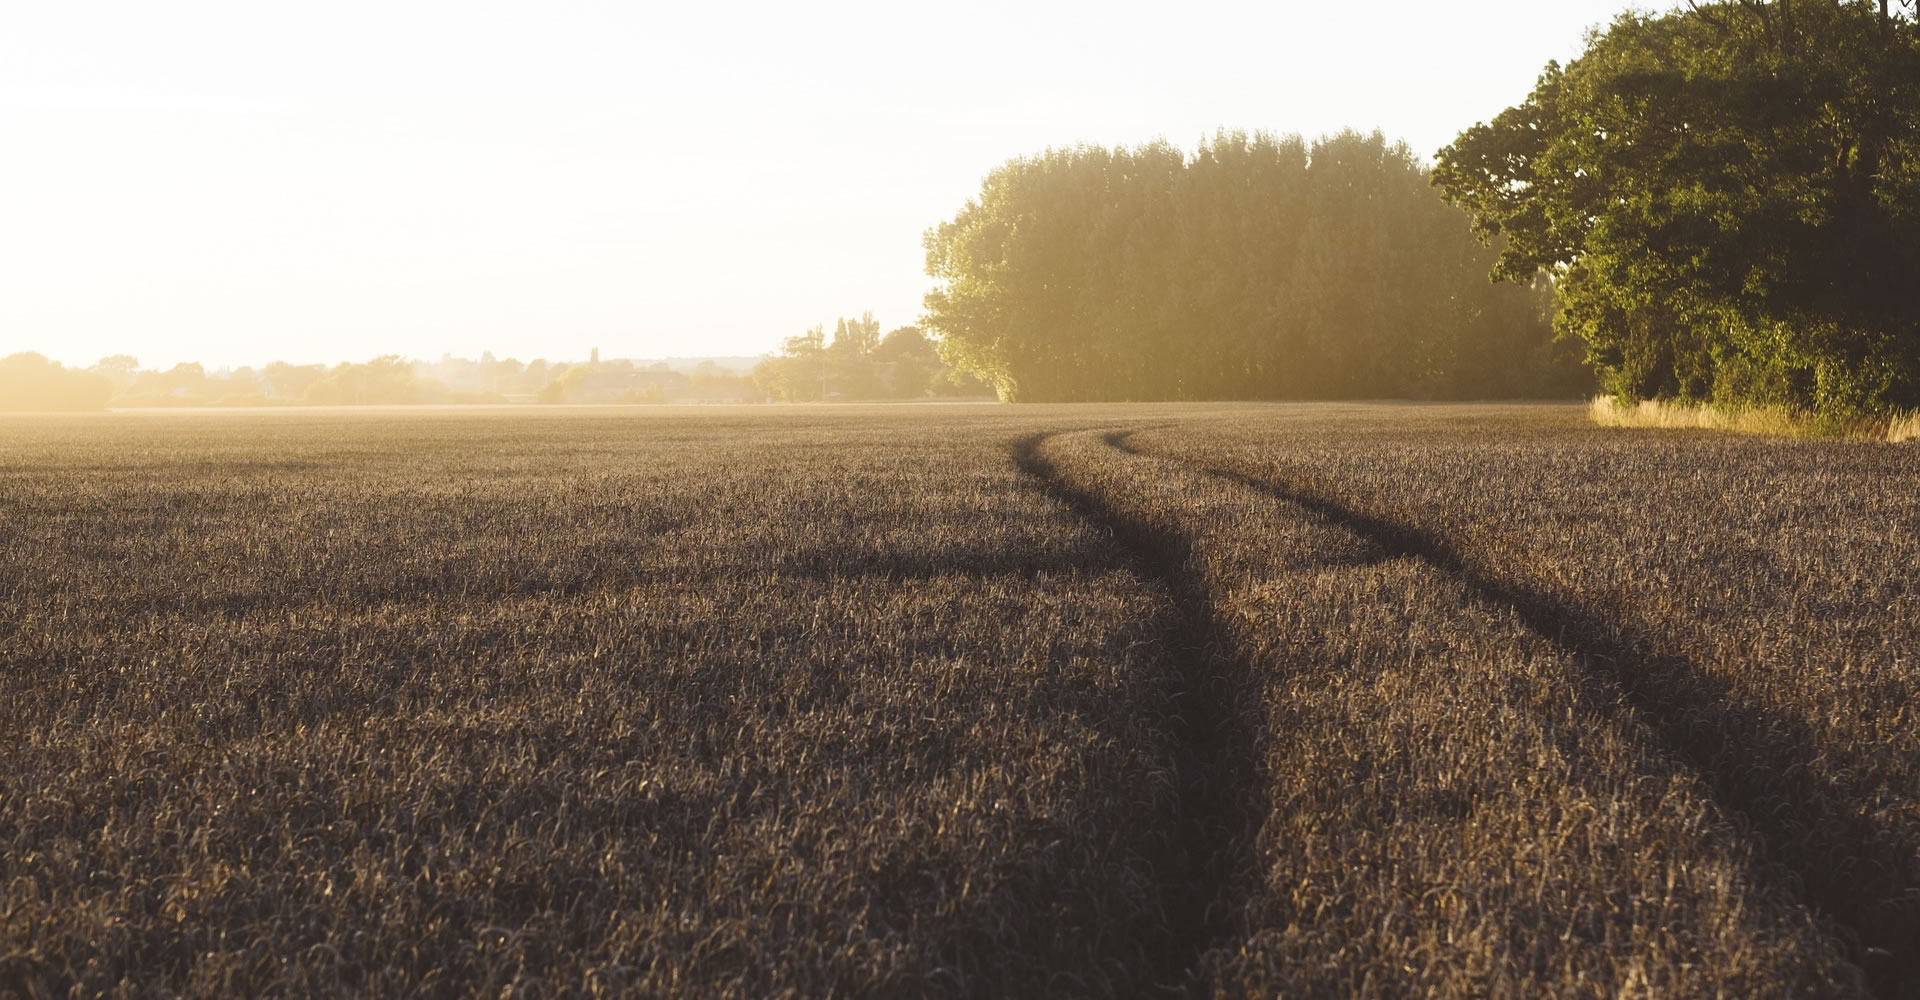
3, 0, 1640, 370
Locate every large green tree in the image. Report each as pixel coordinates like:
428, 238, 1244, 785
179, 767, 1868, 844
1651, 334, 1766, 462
1435, 0, 1920, 422
922, 132, 1578, 402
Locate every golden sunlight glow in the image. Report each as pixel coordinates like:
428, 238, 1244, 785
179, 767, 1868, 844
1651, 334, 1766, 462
3, 0, 1627, 371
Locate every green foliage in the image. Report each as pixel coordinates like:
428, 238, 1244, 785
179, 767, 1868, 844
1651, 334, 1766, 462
1435, 0, 1920, 423
922, 132, 1580, 402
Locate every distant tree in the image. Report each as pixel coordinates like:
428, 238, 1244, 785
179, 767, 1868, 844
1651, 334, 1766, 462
752, 325, 830, 401
262, 361, 327, 401
689, 361, 761, 402
0, 353, 112, 411
873, 326, 933, 363
213, 366, 273, 406
753, 315, 1004, 402
831, 312, 882, 356
113, 362, 214, 406
160, 363, 207, 396
304, 355, 446, 405
826, 314, 888, 399
91, 355, 141, 390
874, 326, 940, 398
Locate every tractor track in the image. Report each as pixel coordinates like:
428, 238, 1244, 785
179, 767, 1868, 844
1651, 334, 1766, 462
1110, 428, 1911, 998
1012, 430, 1263, 997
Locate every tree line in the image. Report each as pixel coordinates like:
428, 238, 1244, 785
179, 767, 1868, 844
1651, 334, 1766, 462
0, 351, 767, 410
1436, 0, 1919, 425
0, 327, 988, 410
922, 130, 1589, 402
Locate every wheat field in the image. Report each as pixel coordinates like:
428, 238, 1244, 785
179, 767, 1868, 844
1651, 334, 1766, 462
3, 403, 1913, 998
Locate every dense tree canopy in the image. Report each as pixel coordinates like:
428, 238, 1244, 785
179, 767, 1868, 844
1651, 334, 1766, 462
921, 131, 1583, 402
1435, 0, 1920, 423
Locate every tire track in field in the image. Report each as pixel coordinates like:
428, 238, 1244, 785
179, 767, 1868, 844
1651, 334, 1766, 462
1011, 431, 1262, 998
1111, 430, 1912, 998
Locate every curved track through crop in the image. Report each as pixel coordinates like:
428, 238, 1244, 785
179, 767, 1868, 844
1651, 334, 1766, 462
1011, 432, 1264, 996
1023, 423, 1892, 998
1103, 425, 1912, 999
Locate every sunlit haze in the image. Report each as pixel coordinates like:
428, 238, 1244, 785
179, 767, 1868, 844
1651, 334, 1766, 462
4, 0, 1633, 370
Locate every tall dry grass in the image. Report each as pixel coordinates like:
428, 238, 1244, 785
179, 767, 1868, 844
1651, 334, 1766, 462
1588, 394, 1920, 442
1888, 409, 1920, 442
